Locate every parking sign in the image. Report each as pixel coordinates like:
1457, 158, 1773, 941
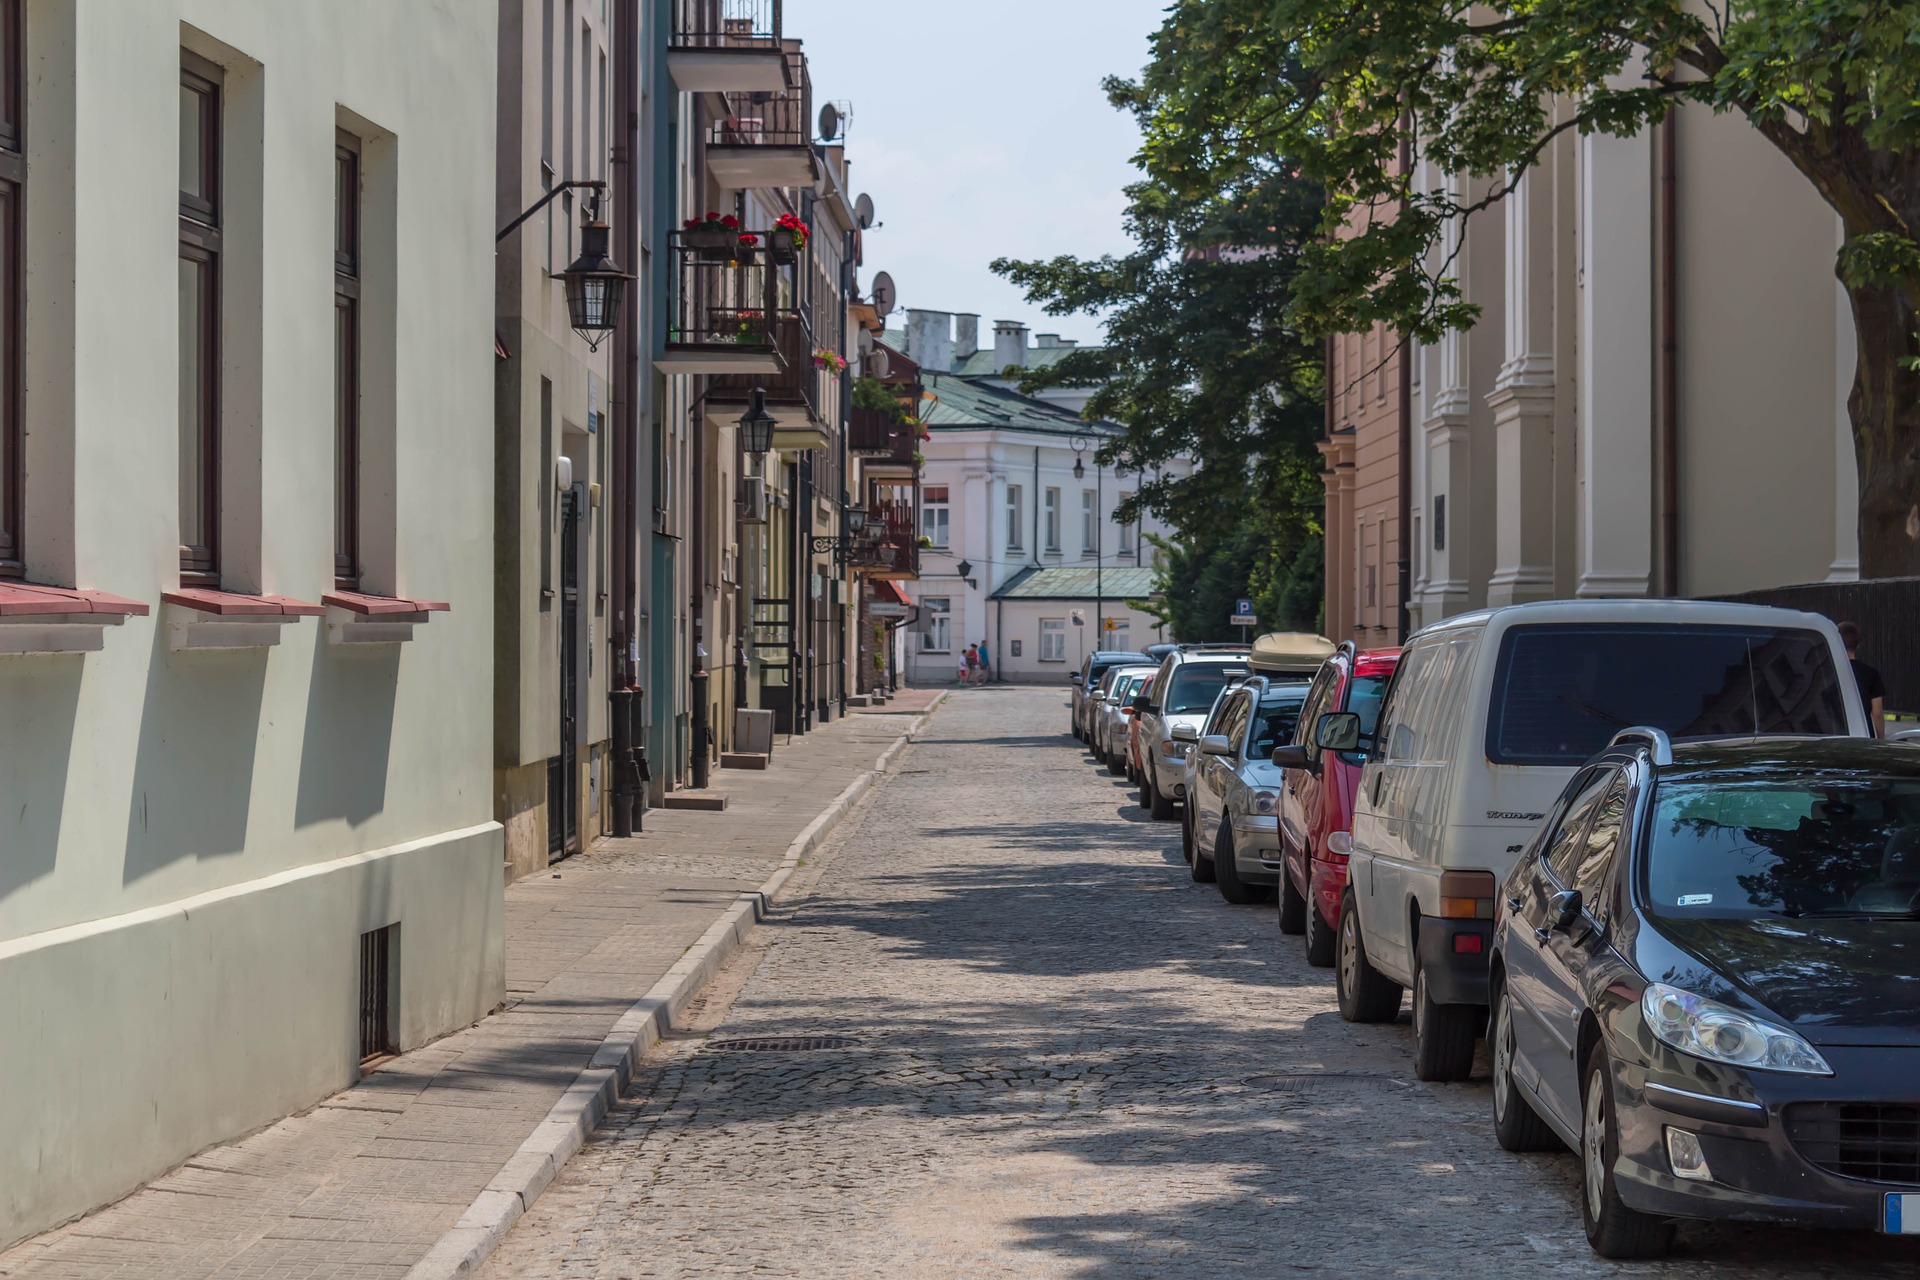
1231, 597, 1256, 627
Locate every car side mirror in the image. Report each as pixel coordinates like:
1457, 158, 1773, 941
1070, 673, 1082, 686
1171, 724, 1198, 744
1548, 889, 1583, 933
1270, 744, 1313, 771
1315, 711, 1363, 752
1131, 693, 1152, 713
1199, 734, 1234, 757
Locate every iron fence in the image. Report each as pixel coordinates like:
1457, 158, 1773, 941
710, 50, 811, 149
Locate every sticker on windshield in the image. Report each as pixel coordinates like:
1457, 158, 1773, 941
1676, 894, 1713, 907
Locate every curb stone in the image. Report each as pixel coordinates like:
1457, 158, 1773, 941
402, 692, 946, 1280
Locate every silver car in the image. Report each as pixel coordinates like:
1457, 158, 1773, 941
1093, 667, 1156, 774
1185, 678, 1310, 905
1135, 652, 1253, 820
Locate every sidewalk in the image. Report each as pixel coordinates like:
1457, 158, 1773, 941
0, 690, 941, 1280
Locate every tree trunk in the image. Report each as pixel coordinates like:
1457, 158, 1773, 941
1843, 278, 1920, 579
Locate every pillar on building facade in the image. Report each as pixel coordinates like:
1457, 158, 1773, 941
1577, 129, 1654, 597
1420, 198, 1476, 621
1486, 166, 1558, 606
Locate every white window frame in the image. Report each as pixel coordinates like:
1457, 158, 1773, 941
922, 485, 950, 548
1117, 490, 1137, 556
1039, 617, 1066, 662
921, 595, 952, 653
1043, 487, 1060, 553
1081, 489, 1097, 558
1006, 484, 1023, 551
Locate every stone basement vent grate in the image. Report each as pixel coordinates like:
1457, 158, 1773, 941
705, 1036, 861, 1052
1244, 1072, 1408, 1092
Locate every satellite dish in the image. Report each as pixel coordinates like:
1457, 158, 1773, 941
857, 328, 875, 358
855, 193, 875, 229
870, 347, 891, 378
871, 271, 896, 318
818, 103, 841, 141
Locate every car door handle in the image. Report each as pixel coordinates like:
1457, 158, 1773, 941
1533, 927, 1552, 945
1506, 897, 1523, 912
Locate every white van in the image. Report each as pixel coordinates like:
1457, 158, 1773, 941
1320, 599, 1866, 1082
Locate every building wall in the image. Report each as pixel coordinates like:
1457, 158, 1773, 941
0, 0, 500, 1245
1323, 320, 1405, 644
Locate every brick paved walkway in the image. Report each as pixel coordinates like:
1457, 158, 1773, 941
0, 691, 937, 1280
477, 687, 1920, 1280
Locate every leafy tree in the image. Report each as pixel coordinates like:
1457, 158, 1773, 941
1124, 0, 1920, 578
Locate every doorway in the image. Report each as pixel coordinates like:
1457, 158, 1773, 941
549, 485, 582, 859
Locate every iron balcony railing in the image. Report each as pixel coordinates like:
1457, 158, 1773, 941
710, 50, 811, 150
671, 0, 782, 50
848, 406, 901, 457
850, 495, 919, 577
665, 230, 799, 352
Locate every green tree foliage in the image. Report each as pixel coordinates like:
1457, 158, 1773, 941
1124, 0, 1920, 578
991, 97, 1329, 639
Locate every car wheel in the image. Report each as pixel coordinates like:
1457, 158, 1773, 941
1335, 891, 1402, 1024
1106, 745, 1126, 777
1303, 894, 1336, 968
1580, 1044, 1674, 1259
1214, 824, 1268, 904
1491, 980, 1560, 1152
1148, 768, 1177, 821
1180, 805, 1195, 864
1277, 867, 1307, 935
1411, 961, 1479, 1082
1142, 771, 1156, 814
1189, 818, 1216, 883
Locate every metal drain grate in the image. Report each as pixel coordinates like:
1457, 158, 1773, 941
706, 1035, 861, 1052
1244, 1072, 1408, 1092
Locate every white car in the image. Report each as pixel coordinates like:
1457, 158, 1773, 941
1095, 669, 1155, 774
1326, 599, 1867, 1083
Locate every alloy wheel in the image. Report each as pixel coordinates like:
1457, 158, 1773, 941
1492, 996, 1513, 1121
1339, 912, 1359, 998
1584, 1072, 1607, 1223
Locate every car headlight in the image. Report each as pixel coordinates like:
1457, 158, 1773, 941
1640, 982, 1831, 1076
1166, 740, 1192, 759
1251, 790, 1278, 815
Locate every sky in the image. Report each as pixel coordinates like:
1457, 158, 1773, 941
786, 0, 1171, 345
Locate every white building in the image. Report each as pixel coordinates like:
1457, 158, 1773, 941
0, 1, 499, 1246
1407, 100, 1859, 626
890, 310, 1186, 682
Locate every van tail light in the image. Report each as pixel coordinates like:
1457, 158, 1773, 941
1325, 831, 1354, 861
1439, 870, 1497, 920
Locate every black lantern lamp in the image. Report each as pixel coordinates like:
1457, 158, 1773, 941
739, 388, 777, 454
1072, 455, 1085, 479
562, 215, 630, 351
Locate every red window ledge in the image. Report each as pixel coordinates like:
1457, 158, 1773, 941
322, 590, 449, 644
162, 588, 325, 650
0, 583, 149, 655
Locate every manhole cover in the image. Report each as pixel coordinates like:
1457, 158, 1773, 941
705, 1036, 860, 1052
1244, 1072, 1408, 1092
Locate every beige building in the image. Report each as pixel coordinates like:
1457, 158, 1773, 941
1321, 320, 1408, 646
0, 0, 500, 1247
1409, 100, 1858, 627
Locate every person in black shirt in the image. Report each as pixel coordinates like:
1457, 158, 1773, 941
1838, 621, 1885, 737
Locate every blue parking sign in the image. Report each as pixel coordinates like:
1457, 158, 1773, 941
1231, 597, 1256, 626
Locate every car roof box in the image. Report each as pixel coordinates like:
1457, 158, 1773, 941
1248, 631, 1336, 675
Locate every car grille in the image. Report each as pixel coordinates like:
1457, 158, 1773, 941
1785, 1103, 1920, 1185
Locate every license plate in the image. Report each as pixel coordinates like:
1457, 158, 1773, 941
1887, 1193, 1920, 1235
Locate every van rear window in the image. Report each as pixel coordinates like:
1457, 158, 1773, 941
1486, 625, 1847, 765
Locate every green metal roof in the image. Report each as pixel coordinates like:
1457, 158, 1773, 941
920, 372, 1118, 437
990, 565, 1159, 601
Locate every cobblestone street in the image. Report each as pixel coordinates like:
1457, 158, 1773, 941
482, 687, 1919, 1279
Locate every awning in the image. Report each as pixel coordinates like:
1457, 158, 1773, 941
873, 580, 910, 607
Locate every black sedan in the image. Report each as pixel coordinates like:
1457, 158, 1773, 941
1488, 729, 1920, 1259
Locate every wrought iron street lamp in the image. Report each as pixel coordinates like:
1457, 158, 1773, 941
496, 180, 631, 352
738, 388, 777, 454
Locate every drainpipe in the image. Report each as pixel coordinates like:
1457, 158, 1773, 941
1397, 125, 1414, 642
1658, 111, 1680, 597
608, 0, 642, 835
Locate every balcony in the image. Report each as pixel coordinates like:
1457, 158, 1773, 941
859, 410, 920, 480
849, 496, 919, 580
707, 310, 825, 447
847, 405, 902, 457
658, 232, 790, 375
669, 1, 789, 93
705, 50, 816, 190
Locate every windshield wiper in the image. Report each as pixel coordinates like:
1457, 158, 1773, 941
1561, 695, 1631, 728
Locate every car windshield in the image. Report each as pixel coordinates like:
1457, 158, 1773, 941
1645, 778, 1920, 919
1249, 694, 1308, 759
1486, 624, 1847, 765
1165, 664, 1252, 715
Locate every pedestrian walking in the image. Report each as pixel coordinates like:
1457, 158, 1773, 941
976, 640, 992, 684
964, 643, 980, 686
1838, 620, 1886, 737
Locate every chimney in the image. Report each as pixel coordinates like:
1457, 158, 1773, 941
904, 308, 953, 373
992, 320, 1028, 371
953, 314, 980, 362
1035, 333, 1060, 349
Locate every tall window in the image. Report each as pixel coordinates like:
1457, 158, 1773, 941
1043, 487, 1060, 553
1005, 484, 1023, 551
1039, 618, 1066, 663
179, 52, 223, 581
0, 0, 23, 578
921, 485, 949, 548
921, 595, 951, 653
1080, 489, 1097, 558
1117, 490, 1136, 556
334, 131, 361, 586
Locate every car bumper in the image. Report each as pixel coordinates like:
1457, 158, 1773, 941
1235, 815, 1281, 885
1609, 1048, 1920, 1232
1310, 856, 1348, 926
1154, 750, 1190, 797
1414, 915, 1493, 1005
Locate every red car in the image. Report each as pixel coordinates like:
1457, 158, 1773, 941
1272, 644, 1399, 967
1124, 675, 1156, 783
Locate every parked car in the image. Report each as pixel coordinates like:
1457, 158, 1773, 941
1096, 668, 1156, 773
1322, 600, 1867, 1082
1187, 678, 1311, 904
1071, 649, 1150, 742
1135, 651, 1255, 819
1489, 729, 1920, 1258
1179, 677, 1256, 864
1143, 641, 1181, 664
1124, 675, 1157, 782
1272, 644, 1400, 967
